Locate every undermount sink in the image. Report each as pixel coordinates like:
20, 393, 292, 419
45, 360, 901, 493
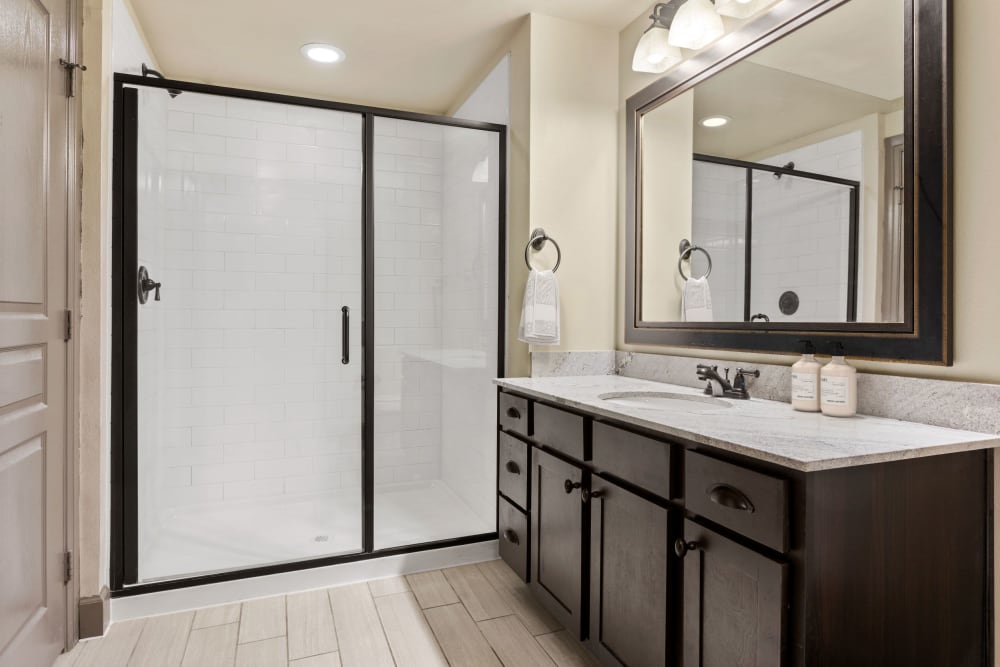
598, 391, 732, 412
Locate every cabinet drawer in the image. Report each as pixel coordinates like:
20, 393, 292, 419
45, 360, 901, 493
685, 451, 788, 552
592, 422, 671, 499
534, 403, 586, 460
498, 497, 528, 582
498, 432, 529, 509
499, 392, 530, 437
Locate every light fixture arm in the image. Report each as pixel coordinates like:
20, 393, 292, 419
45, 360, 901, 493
647, 1, 682, 30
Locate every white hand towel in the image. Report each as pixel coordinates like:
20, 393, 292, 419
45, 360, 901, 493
518, 269, 560, 345
682, 276, 714, 322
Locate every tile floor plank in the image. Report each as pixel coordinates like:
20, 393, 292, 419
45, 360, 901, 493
423, 603, 502, 667
375, 592, 448, 667
477, 560, 561, 635
192, 603, 241, 629
368, 575, 410, 598
234, 637, 287, 666
289, 652, 342, 667
406, 570, 460, 609
286, 589, 338, 660
181, 622, 238, 667
237, 596, 286, 644
328, 583, 395, 667
478, 615, 556, 667
73, 619, 145, 667
536, 631, 602, 667
128, 611, 195, 667
443, 564, 512, 621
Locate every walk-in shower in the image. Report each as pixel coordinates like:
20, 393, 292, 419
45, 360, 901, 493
111, 75, 505, 590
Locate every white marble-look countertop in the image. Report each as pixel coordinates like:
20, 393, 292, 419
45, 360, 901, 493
494, 376, 1000, 472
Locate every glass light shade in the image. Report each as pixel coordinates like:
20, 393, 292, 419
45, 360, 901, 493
632, 27, 683, 74
715, 0, 778, 19
668, 0, 726, 50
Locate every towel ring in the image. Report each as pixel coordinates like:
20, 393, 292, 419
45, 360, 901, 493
678, 239, 712, 281
525, 228, 561, 273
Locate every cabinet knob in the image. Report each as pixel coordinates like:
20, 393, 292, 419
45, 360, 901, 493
674, 538, 699, 558
505, 407, 521, 420
582, 487, 603, 503
503, 529, 520, 545
564, 479, 582, 494
505, 460, 520, 475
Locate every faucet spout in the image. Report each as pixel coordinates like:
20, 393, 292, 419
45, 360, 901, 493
696, 364, 733, 397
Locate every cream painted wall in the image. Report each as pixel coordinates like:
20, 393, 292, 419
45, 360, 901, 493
640, 91, 694, 322
617, 1, 1000, 384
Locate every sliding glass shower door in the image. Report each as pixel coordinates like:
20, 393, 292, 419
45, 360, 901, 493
131, 86, 364, 582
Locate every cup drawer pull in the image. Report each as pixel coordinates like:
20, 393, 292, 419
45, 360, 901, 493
505, 406, 521, 420
708, 484, 755, 513
505, 460, 520, 475
503, 529, 520, 545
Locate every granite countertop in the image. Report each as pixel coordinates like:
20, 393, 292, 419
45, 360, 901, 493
494, 375, 1000, 472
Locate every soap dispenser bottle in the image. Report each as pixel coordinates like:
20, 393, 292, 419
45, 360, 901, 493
791, 340, 821, 412
820, 342, 858, 417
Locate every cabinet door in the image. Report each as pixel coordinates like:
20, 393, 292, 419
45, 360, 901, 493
589, 477, 671, 666
530, 447, 586, 637
680, 520, 786, 667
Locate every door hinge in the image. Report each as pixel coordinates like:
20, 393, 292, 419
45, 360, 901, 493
64, 551, 73, 584
64, 309, 72, 342
58, 59, 87, 98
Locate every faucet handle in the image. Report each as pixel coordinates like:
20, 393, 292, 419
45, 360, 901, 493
735, 367, 760, 379
733, 368, 760, 392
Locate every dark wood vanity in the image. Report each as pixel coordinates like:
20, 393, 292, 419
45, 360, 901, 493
496, 388, 991, 666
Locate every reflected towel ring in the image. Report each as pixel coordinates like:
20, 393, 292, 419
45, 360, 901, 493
678, 238, 712, 280
525, 228, 561, 273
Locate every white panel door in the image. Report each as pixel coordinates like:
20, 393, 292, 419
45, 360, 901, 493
0, 0, 70, 664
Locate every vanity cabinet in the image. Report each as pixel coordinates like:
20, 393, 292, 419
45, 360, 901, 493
495, 388, 991, 667
529, 446, 588, 636
679, 519, 785, 667
589, 476, 672, 667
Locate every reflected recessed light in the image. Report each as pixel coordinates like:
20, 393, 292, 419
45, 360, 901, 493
700, 115, 731, 128
301, 43, 345, 64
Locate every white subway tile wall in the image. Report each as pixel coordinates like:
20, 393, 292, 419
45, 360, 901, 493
690, 131, 862, 322
138, 91, 365, 539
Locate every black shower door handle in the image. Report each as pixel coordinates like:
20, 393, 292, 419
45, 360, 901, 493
341, 306, 350, 365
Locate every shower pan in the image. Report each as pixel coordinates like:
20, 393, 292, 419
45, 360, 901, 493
110, 75, 506, 592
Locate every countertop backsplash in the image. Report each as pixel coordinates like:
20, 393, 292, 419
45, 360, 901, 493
528, 351, 1000, 436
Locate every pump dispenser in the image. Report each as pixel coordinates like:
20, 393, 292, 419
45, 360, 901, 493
791, 340, 821, 412
820, 342, 858, 417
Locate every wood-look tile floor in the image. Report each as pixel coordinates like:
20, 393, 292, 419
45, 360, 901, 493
54, 560, 600, 667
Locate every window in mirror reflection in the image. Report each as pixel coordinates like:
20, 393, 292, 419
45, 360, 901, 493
639, 0, 905, 325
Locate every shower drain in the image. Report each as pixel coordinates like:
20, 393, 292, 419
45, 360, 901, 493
314, 535, 329, 542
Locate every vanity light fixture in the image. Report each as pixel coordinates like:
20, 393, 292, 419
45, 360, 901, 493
631, 4, 683, 74
300, 43, 346, 64
700, 115, 731, 127
668, 0, 725, 50
715, 0, 778, 19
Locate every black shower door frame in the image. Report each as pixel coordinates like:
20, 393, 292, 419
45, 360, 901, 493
110, 74, 508, 596
693, 153, 861, 323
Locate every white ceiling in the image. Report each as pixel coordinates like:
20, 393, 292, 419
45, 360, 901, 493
130, 0, 652, 114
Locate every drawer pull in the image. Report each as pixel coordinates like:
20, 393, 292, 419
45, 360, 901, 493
504, 460, 520, 475
674, 539, 700, 558
505, 407, 521, 420
564, 479, 582, 494
503, 529, 520, 545
708, 484, 755, 514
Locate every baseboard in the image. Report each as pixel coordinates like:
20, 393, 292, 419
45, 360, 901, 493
79, 587, 110, 638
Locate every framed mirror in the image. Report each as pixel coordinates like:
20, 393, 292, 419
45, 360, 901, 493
625, 0, 951, 363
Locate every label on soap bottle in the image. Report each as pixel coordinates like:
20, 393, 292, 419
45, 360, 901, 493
791, 372, 817, 400
821, 375, 850, 405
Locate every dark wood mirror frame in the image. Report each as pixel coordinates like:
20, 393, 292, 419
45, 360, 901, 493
625, 0, 951, 364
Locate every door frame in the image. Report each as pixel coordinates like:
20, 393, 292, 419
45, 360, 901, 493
109, 74, 508, 596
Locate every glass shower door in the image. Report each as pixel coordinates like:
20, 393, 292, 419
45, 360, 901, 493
132, 86, 364, 582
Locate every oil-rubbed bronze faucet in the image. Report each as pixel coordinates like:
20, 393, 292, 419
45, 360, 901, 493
696, 365, 759, 399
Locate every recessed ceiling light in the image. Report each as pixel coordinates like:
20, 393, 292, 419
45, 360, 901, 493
700, 115, 731, 128
301, 43, 345, 64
